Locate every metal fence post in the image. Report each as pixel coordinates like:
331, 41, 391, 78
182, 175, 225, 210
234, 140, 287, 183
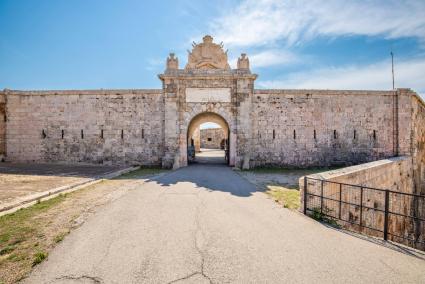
303, 176, 307, 215
383, 190, 390, 241
359, 187, 363, 229
320, 180, 324, 214
338, 183, 342, 219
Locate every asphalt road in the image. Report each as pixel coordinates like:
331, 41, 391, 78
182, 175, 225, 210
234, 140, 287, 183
26, 164, 425, 283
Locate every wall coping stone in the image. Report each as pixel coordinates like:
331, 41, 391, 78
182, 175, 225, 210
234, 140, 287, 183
254, 89, 395, 96
308, 156, 409, 181
1, 89, 163, 96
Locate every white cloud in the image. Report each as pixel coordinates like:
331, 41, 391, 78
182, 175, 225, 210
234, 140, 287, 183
229, 49, 299, 68
248, 50, 299, 67
257, 57, 425, 97
212, 0, 425, 47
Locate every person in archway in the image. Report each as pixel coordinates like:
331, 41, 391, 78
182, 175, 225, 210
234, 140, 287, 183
224, 139, 229, 162
188, 139, 195, 162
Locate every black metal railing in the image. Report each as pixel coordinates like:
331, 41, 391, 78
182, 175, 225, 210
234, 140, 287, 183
303, 177, 425, 251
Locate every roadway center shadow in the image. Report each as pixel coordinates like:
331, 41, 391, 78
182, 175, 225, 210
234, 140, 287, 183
144, 164, 258, 198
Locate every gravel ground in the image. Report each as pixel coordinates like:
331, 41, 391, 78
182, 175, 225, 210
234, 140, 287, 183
0, 163, 123, 206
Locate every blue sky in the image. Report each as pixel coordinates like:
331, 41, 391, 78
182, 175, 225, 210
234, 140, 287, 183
1, 0, 424, 99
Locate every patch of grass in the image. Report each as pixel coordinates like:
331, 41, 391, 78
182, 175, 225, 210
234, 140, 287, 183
7, 253, 26, 262
310, 208, 340, 227
247, 166, 342, 174
266, 185, 300, 210
32, 251, 47, 266
115, 167, 166, 179
0, 194, 67, 282
53, 231, 69, 243
0, 194, 66, 246
0, 245, 15, 256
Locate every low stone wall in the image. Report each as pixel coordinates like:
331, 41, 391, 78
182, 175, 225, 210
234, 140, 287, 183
299, 156, 424, 250
411, 95, 425, 197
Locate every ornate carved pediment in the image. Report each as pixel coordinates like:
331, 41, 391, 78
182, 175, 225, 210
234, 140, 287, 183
185, 35, 230, 70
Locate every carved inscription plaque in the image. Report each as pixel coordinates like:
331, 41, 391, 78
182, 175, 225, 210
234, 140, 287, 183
186, 88, 231, 103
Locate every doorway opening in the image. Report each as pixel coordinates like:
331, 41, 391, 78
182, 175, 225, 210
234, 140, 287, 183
187, 112, 230, 165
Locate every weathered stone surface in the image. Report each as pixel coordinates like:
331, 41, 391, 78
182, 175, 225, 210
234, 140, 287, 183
0, 93, 5, 161
166, 53, 179, 70
4, 90, 164, 166
185, 35, 230, 70
200, 128, 225, 149
185, 88, 231, 103
299, 156, 423, 250
251, 89, 397, 167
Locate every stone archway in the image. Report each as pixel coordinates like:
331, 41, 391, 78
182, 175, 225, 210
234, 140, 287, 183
186, 112, 235, 166
159, 35, 256, 169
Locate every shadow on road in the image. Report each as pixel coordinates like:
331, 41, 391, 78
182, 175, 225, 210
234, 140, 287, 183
144, 164, 258, 197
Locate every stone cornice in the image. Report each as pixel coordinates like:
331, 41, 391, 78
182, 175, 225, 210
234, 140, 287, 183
158, 69, 257, 81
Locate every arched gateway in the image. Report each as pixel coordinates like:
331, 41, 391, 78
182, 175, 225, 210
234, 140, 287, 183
159, 35, 257, 169
187, 112, 233, 165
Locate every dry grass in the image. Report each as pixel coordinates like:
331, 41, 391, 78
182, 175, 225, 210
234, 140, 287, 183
266, 185, 300, 210
0, 194, 69, 283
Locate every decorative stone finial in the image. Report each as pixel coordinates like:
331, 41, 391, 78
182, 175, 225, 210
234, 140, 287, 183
237, 53, 250, 70
166, 53, 179, 70
185, 35, 230, 70
202, 35, 213, 44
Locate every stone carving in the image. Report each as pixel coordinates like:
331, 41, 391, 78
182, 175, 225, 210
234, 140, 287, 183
166, 53, 178, 70
185, 35, 230, 70
237, 53, 250, 70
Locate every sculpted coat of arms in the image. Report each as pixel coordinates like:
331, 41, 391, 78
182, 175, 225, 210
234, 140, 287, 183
185, 35, 230, 70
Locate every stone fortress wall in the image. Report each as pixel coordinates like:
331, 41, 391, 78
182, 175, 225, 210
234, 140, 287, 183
2, 88, 421, 169
200, 128, 225, 149
3, 90, 164, 166
251, 89, 398, 167
0, 35, 423, 177
0, 93, 5, 161
411, 94, 425, 196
